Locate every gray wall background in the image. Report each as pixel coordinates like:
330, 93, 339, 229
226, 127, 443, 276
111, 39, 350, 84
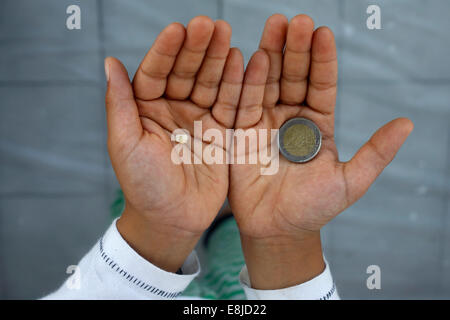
0, 0, 449, 299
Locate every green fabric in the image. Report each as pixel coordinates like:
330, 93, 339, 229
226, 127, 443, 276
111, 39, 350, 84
183, 218, 246, 300
110, 190, 246, 300
111, 189, 125, 219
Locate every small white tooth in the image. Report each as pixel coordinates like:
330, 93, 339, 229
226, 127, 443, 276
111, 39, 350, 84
175, 134, 188, 144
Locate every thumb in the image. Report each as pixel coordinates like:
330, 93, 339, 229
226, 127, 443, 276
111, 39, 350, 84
104, 57, 142, 155
343, 117, 414, 205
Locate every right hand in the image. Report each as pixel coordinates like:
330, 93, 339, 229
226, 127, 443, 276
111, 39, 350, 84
105, 16, 244, 272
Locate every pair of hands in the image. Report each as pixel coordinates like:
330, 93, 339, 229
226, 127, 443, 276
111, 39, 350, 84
105, 14, 413, 290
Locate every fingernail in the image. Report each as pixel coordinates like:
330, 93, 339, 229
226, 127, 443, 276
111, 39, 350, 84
104, 59, 110, 82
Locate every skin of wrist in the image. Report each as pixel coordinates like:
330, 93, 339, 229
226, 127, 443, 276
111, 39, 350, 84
116, 205, 203, 273
240, 232, 325, 290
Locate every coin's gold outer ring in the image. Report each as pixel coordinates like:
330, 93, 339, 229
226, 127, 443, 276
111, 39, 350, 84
277, 117, 322, 163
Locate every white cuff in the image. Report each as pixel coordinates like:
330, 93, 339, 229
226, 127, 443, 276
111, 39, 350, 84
239, 258, 339, 300
43, 219, 200, 299
97, 218, 200, 299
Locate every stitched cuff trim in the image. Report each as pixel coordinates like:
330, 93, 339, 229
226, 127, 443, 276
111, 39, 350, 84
97, 218, 200, 299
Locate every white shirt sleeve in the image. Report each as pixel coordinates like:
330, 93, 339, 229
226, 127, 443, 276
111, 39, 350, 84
43, 219, 339, 300
42, 219, 200, 300
239, 259, 340, 300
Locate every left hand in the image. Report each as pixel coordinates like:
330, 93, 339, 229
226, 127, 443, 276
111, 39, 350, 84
229, 14, 413, 289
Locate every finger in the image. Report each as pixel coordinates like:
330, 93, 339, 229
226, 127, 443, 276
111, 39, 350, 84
259, 14, 288, 108
306, 27, 338, 116
212, 47, 244, 128
105, 57, 143, 156
165, 16, 215, 100
280, 14, 314, 105
343, 118, 414, 205
191, 20, 232, 108
133, 23, 185, 101
235, 50, 269, 128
